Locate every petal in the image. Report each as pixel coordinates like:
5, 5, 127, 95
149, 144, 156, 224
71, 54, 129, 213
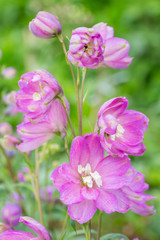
70, 136, 90, 170
81, 187, 99, 200
68, 200, 97, 224
20, 216, 52, 240
95, 190, 117, 213
111, 189, 130, 213
50, 164, 68, 191
98, 97, 128, 119
83, 133, 104, 171
0, 230, 35, 240
93, 22, 114, 41
102, 56, 133, 69
118, 125, 144, 145
60, 182, 83, 204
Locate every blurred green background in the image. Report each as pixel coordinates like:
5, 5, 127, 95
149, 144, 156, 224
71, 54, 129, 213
0, 0, 160, 239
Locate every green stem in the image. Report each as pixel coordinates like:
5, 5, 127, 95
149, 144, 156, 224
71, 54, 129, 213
84, 222, 91, 240
59, 213, 69, 240
35, 149, 44, 225
77, 67, 81, 135
63, 138, 70, 159
59, 97, 76, 137
80, 68, 87, 136
97, 211, 103, 240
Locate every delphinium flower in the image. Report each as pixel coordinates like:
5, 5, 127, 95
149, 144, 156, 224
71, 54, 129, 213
1, 203, 21, 227
68, 22, 132, 69
2, 67, 17, 79
51, 133, 133, 223
3, 91, 18, 116
29, 11, 62, 38
16, 97, 69, 152
0, 123, 12, 135
40, 185, 55, 203
16, 69, 63, 121
0, 216, 52, 240
97, 97, 149, 156
17, 167, 30, 183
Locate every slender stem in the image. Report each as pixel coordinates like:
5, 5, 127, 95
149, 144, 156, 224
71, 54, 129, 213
97, 211, 103, 240
0, 145, 15, 181
59, 213, 69, 240
57, 35, 80, 136
35, 149, 44, 225
58, 97, 76, 137
84, 222, 91, 240
63, 138, 70, 159
80, 68, 87, 136
77, 67, 81, 135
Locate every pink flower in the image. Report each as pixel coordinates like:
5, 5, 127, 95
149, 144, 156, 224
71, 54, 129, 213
17, 98, 69, 152
68, 22, 132, 69
51, 133, 132, 223
18, 168, 30, 183
1, 203, 21, 227
2, 67, 17, 79
16, 69, 63, 121
0, 216, 52, 240
97, 97, 149, 156
1, 135, 20, 150
0, 123, 12, 135
29, 11, 62, 38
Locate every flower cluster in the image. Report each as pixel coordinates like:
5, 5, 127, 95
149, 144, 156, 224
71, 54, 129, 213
16, 69, 69, 152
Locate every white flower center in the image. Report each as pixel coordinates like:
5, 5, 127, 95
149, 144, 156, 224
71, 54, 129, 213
78, 163, 102, 188
33, 92, 41, 101
110, 124, 125, 141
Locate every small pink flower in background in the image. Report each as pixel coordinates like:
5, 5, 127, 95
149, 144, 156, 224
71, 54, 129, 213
40, 185, 55, 203
17, 168, 30, 183
2, 67, 17, 79
97, 97, 148, 156
1, 203, 21, 227
17, 98, 69, 152
0, 216, 52, 240
29, 11, 62, 38
3, 91, 18, 116
0, 223, 10, 234
1, 135, 20, 150
68, 22, 132, 69
51, 133, 132, 223
0, 123, 12, 135
16, 69, 63, 121
10, 192, 25, 204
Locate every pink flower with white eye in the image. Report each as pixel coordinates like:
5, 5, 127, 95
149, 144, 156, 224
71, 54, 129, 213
29, 11, 62, 39
17, 98, 69, 152
97, 97, 149, 156
0, 216, 52, 240
68, 22, 132, 69
16, 69, 63, 121
51, 133, 132, 224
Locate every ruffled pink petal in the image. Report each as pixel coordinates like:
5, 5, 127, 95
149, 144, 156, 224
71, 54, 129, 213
111, 189, 130, 213
95, 190, 117, 213
70, 136, 90, 170
83, 133, 104, 171
60, 182, 83, 205
0, 230, 35, 240
102, 56, 133, 69
68, 200, 97, 224
81, 187, 99, 200
50, 164, 69, 191
93, 22, 114, 41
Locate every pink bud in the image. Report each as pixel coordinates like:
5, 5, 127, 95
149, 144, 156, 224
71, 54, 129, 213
29, 11, 62, 38
0, 123, 12, 135
1, 135, 20, 150
1, 203, 21, 227
2, 67, 17, 79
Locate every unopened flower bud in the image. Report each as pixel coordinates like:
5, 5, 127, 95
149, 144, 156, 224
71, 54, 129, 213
1, 135, 20, 150
29, 11, 62, 38
0, 123, 12, 135
2, 67, 17, 79
1, 203, 21, 227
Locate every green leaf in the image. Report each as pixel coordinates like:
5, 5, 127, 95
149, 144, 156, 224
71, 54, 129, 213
70, 219, 76, 232
100, 233, 129, 240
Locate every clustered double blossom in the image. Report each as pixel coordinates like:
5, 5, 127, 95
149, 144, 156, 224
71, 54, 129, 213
68, 22, 133, 69
16, 69, 69, 152
0, 216, 52, 240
